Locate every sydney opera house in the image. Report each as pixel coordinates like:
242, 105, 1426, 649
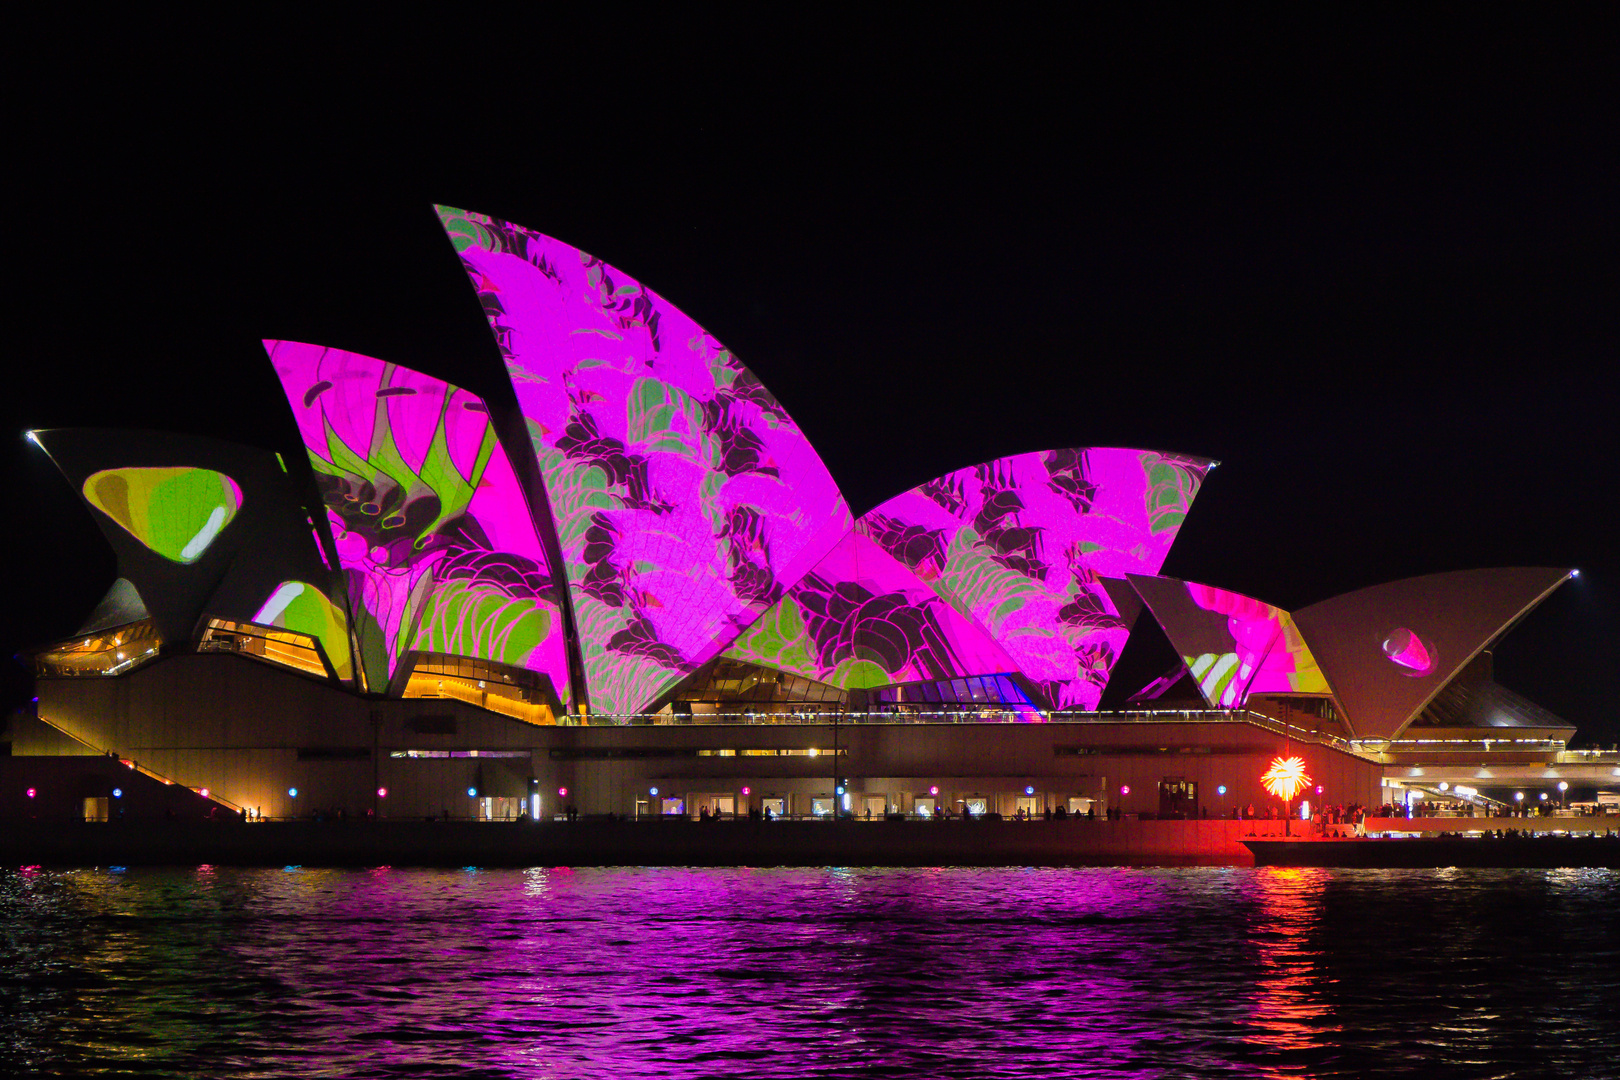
8, 207, 1604, 826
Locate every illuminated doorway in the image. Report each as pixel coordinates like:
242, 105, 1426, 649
475, 797, 522, 821
1158, 779, 1198, 819
695, 795, 734, 819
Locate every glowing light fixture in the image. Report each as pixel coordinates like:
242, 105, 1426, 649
741, 786, 751, 796
467, 787, 478, 797
558, 787, 568, 798
200, 788, 210, 798
1557, 781, 1568, 791
929, 786, 939, 796
377, 787, 388, 798
650, 787, 659, 796
1217, 785, 1227, 796
1438, 782, 1449, 791
1514, 792, 1524, 802
112, 788, 123, 798
1261, 756, 1311, 803
1025, 786, 1035, 796
26, 787, 36, 798
288, 788, 298, 797
1121, 785, 1130, 796
1539, 792, 1548, 801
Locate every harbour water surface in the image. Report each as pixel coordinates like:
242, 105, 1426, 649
2, 866, 1616, 1078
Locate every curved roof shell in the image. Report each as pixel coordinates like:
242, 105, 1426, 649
721, 529, 1020, 690
30, 428, 351, 680
854, 448, 1213, 709
439, 207, 851, 713
265, 340, 572, 703
1290, 567, 1573, 740
1126, 574, 1328, 707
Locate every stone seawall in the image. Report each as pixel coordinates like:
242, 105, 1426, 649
1, 818, 1307, 868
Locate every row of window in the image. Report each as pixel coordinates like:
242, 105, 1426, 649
873, 674, 1033, 706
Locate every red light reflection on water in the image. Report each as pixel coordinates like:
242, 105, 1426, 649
1247, 867, 1339, 1071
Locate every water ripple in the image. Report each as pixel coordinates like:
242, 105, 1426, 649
0, 867, 1616, 1078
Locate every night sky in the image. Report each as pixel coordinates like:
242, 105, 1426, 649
5, 11, 1615, 741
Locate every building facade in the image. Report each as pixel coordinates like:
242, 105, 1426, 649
14, 208, 1601, 825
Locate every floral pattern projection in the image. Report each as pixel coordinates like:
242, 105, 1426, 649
723, 531, 1019, 691
439, 207, 850, 714
855, 449, 1212, 710
265, 341, 571, 702
1126, 575, 1328, 708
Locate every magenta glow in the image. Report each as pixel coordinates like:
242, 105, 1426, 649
265, 340, 571, 701
857, 449, 1211, 710
1381, 628, 1434, 674
438, 207, 852, 714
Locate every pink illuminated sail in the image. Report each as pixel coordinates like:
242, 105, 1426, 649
1127, 575, 1328, 707
265, 341, 572, 703
439, 207, 850, 713
724, 531, 1018, 689
857, 449, 1211, 709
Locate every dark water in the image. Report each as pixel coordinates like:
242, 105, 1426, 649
1, 866, 1616, 1078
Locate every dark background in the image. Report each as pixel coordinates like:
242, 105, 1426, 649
4, 10, 1615, 741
